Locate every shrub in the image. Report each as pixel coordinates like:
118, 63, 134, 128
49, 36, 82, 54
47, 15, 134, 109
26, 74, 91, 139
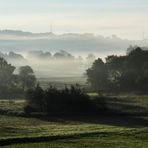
25, 84, 44, 112
25, 85, 94, 115
24, 105, 36, 115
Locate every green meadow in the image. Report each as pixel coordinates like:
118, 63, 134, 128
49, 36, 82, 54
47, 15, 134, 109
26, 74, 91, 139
0, 95, 148, 148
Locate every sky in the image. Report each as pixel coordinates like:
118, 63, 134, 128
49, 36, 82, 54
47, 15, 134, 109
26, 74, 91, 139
0, 0, 148, 39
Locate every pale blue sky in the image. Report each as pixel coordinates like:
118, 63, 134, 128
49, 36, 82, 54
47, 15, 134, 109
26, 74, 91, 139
0, 0, 148, 39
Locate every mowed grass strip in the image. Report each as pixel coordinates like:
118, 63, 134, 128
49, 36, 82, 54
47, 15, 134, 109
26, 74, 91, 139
1, 131, 148, 148
0, 115, 148, 147
0, 115, 133, 139
0, 96, 147, 147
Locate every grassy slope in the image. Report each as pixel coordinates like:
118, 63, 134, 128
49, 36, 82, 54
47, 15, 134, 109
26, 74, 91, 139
0, 115, 148, 148
0, 95, 148, 148
2, 134, 148, 148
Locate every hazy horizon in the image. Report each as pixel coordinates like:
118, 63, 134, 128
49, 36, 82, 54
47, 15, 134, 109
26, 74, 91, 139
0, 0, 148, 77
0, 0, 148, 40
0, 29, 147, 41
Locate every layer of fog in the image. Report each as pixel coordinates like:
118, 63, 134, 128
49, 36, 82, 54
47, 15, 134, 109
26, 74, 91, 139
0, 30, 148, 54
0, 30, 147, 78
0, 50, 96, 78
0, 50, 127, 78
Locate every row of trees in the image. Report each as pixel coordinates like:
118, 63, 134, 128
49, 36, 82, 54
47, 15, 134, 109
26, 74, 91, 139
0, 50, 96, 63
27, 50, 96, 62
87, 47, 148, 93
0, 57, 36, 98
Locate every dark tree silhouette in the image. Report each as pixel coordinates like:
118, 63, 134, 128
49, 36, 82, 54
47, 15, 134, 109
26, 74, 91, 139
18, 66, 36, 90
87, 47, 148, 93
25, 85, 94, 115
86, 58, 108, 91
0, 57, 15, 86
0, 58, 21, 98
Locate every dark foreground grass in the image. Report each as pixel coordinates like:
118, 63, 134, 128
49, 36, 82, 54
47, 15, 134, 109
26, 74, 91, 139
0, 95, 148, 148
1, 131, 148, 148
0, 115, 148, 148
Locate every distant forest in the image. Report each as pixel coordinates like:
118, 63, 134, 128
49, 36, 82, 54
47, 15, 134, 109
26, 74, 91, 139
87, 47, 148, 93
0, 50, 95, 62
0, 30, 147, 53
1, 46, 148, 99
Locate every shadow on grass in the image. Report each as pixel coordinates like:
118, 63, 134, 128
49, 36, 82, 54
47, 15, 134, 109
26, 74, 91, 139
0, 131, 124, 147
31, 113, 148, 129
0, 115, 147, 147
28, 96, 148, 128
0, 96, 148, 129
0, 112, 148, 146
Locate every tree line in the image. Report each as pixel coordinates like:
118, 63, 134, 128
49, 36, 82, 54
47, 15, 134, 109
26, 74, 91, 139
0, 50, 96, 63
0, 57, 36, 98
0, 57, 106, 115
87, 47, 148, 93
1, 47, 148, 115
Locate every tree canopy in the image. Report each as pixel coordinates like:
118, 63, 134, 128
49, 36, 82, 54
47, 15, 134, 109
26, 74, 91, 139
0, 58, 36, 98
0, 57, 15, 87
18, 66, 36, 90
86, 47, 148, 93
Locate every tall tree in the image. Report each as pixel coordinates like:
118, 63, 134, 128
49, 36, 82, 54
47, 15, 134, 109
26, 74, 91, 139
86, 47, 148, 92
0, 57, 15, 87
86, 58, 108, 91
18, 66, 36, 90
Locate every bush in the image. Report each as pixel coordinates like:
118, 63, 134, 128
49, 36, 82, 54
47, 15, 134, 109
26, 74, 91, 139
93, 96, 107, 113
24, 105, 36, 115
25, 85, 94, 115
25, 84, 44, 112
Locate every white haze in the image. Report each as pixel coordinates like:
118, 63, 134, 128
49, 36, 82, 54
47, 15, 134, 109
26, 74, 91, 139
10, 57, 90, 78
0, 30, 147, 78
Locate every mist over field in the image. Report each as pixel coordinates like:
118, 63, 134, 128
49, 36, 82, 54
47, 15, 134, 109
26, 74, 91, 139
23, 58, 87, 77
0, 48, 94, 77
0, 30, 148, 77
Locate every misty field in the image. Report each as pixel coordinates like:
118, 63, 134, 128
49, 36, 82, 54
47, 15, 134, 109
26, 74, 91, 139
38, 77, 87, 89
0, 95, 148, 148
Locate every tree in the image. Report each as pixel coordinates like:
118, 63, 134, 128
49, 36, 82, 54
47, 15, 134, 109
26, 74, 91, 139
86, 58, 108, 91
106, 55, 126, 90
25, 85, 93, 114
54, 50, 74, 60
0, 57, 15, 87
25, 83, 44, 112
18, 66, 36, 90
86, 47, 148, 93
0, 57, 20, 98
124, 47, 148, 91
